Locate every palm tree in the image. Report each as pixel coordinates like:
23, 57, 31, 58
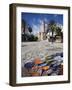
56, 27, 61, 36
49, 20, 56, 43
28, 26, 32, 34
22, 19, 26, 34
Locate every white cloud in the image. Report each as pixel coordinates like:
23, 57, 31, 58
32, 19, 43, 34
38, 19, 43, 25
44, 18, 48, 22
32, 24, 40, 35
32, 19, 49, 34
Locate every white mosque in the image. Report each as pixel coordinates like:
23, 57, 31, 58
37, 21, 48, 41
37, 21, 63, 41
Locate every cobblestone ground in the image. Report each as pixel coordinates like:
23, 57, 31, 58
21, 40, 63, 77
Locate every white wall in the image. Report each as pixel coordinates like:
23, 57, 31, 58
0, 0, 72, 90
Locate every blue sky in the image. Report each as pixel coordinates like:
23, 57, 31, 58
22, 12, 63, 34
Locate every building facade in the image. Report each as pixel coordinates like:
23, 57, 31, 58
37, 21, 47, 41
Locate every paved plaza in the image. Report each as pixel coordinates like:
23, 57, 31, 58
21, 40, 63, 66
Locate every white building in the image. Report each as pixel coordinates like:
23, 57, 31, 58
37, 21, 48, 41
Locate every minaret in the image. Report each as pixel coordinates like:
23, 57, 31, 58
40, 20, 45, 40
40, 20, 47, 40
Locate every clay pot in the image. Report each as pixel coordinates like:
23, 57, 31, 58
42, 66, 49, 71
34, 57, 42, 64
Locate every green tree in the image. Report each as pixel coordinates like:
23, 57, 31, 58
28, 26, 32, 34
56, 27, 62, 36
49, 20, 56, 43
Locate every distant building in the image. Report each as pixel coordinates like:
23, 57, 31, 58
37, 21, 47, 41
